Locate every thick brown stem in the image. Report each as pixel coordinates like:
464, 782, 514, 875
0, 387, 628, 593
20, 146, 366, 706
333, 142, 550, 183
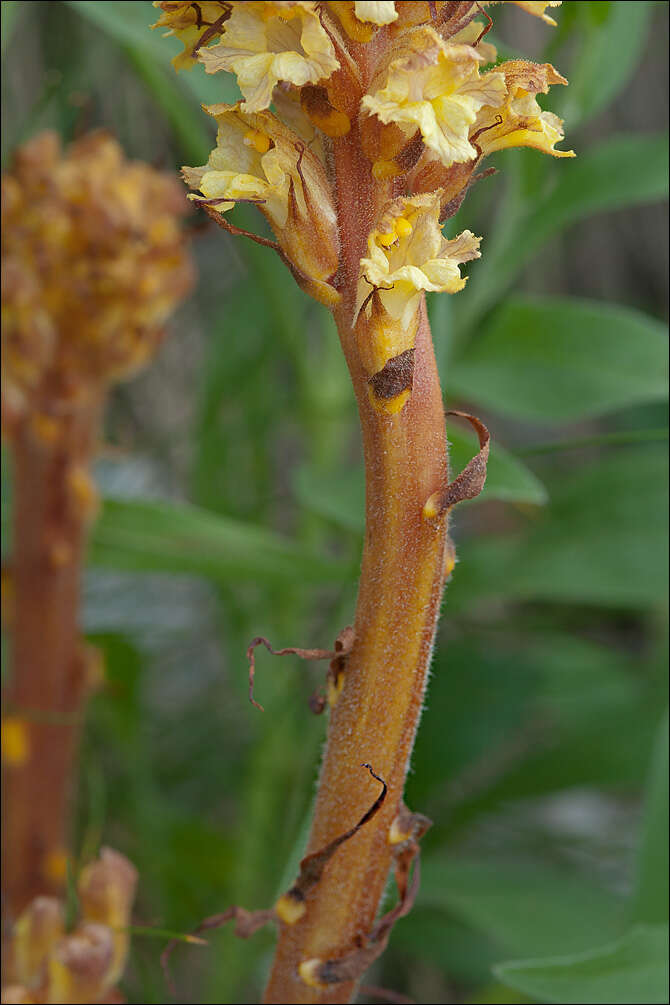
2, 397, 102, 928
264, 127, 449, 1004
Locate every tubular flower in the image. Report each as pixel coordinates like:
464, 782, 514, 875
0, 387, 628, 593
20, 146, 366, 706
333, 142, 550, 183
183, 102, 340, 304
361, 28, 506, 176
356, 193, 480, 412
473, 60, 575, 157
358, 193, 481, 327
11, 898, 65, 989
152, 1, 232, 70
198, 1, 340, 112
1, 131, 193, 418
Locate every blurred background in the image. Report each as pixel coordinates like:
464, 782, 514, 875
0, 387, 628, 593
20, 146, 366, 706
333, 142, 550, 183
1, 2, 668, 1003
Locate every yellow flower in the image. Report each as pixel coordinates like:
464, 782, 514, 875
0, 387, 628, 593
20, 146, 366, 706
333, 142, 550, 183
361, 28, 506, 172
152, 1, 231, 70
358, 194, 481, 332
12, 897, 64, 987
199, 2, 339, 113
184, 103, 340, 304
356, 194, 479, 413
473, 60, 575, 158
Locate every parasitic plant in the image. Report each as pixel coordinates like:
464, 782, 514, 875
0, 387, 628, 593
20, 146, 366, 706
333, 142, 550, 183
152, 2, 573, 1002
1, 130, 193, 998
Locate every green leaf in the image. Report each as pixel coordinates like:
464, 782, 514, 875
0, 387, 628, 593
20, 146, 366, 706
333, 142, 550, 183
394, 909, 503, 984
89, 497, 347, 586
507, 446, 669, 607
456, 134, 669, 334
1, 1, 22, 55
64, 1, 176, 62
449, 295, 668, 422
293, 464, 364, 533
65, 0, 239, 103
561, 2, 654, 127
122, 45, 214, 166
523, 132, 668, 228
419, 859, 625, 958
65, 0, 239, 163
630, 711, 669, 925
495, 924, 670, 1004
446, 446, 669, 610
411, 633, 652, 818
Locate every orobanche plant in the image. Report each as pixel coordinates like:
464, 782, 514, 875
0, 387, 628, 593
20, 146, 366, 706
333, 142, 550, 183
153, 2, 573, 1002
1, 131, 192, 1003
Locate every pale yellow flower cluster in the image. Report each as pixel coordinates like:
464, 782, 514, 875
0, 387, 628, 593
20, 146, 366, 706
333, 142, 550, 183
1, 131, 193, 422
154, 0, 572, 412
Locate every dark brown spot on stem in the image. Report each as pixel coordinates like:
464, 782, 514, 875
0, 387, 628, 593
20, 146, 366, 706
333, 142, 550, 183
368, 349, 415, 401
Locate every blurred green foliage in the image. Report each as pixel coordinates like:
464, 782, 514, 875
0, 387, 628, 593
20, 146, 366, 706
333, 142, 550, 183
1, 2, 668, 1003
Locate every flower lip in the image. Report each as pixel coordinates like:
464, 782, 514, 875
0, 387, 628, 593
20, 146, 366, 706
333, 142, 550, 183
361, 27, 507, 170
358, 192, 482, 329
472, 59, 575, 158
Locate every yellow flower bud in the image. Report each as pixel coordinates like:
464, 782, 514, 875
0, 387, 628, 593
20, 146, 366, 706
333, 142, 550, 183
78, 848, 138, 986
45, 923, 115, 1005
12, 897, 64, 988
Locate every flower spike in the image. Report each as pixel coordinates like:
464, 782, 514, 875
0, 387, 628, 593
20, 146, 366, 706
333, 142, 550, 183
155, 2, 576, 999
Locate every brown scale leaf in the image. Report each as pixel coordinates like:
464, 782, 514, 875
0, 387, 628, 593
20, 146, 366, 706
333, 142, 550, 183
424, 410, 490, 519
246, 625, 354, 711
304, 817, 428, 988
161, 766, 386, 996
368, 349, 415, 402
282, 765, 387, 913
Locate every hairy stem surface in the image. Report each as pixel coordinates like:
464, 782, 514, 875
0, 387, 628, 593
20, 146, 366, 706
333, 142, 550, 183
2, 399, 100, 927
264, 125, 449, 1005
